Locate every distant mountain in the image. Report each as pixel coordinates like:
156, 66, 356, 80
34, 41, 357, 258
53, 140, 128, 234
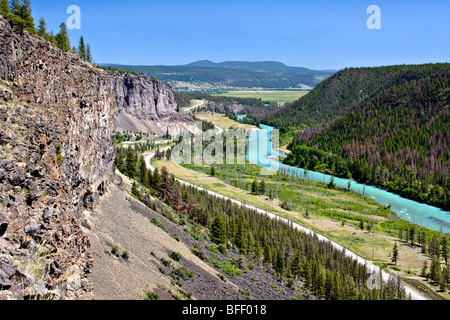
103, 61, 335, 90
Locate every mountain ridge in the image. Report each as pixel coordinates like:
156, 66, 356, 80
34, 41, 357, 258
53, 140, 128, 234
103, 61, 336, 90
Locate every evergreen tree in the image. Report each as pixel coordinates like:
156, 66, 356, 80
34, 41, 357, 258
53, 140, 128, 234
55, 22, 71, 52
420, 260, 428, 278
8, 0, 25, 34
251, 178, 258, 195
409, 226, 415, 246
158, 166, 172, 202
0, 0, 10, 17
78, 35, 87, 60
86, 43, 93, 63
259, 179, 266, 195
37, 17, 46, 37
125, 149, 137, 179
211, 215, 227, 245
47, 30, 56, 44
235, 219, 248, 254
430, 257, 441, 283
441, 236, 448, 265
131, 181, 139, 197
171, 184, 183, 212
19, 0, 35, 34
275, 249, 286, 276
392, 243, 399, 266
139, 156, 148, 187
428, 236, 440, 259
9, 0, 21, 16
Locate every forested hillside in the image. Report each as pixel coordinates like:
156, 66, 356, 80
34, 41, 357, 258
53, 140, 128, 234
114, 144, 409, 300
261, 63, 450, 210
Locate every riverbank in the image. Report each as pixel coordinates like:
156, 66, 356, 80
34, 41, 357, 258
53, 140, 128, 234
145, 150, 429, 300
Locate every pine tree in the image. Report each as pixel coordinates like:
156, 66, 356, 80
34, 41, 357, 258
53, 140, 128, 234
9, 0, 21, 15
392, 243, 399, 266
264, 245, 272, 265
125, 149, 137, 179
8, 0, 24, 34
259, 179, 266, 196
290, 251, 301, 278
235, 219, 248, 254
430, 257, 441, 283
37, 17, 46, 37
78, 35, 87, 60
86, 43, 93, 63
19, 0, 35, 34
211, 215, 227, 245
139, 156, 148, 187
56, 22, 71, 52
251, 178, 258, 195
0, 0, 10, 17
158, 166, 172, 202
409, 226, 415, 246
275, 249, 285, 277
420, 260, 428, 278
47, 30, 56, 44
171, 184, 183, 212
441, 235, 448, 265
131, 181, 139, 197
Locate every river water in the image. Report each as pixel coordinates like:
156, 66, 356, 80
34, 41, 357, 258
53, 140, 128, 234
247, 124, 450, 234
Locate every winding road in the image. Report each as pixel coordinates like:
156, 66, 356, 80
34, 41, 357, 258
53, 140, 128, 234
144, 145, 427, 300
184, 100, 206, 112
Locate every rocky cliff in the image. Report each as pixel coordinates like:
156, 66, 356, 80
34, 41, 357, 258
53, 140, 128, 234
109, 72, 197, 137
0, 16, 115, 299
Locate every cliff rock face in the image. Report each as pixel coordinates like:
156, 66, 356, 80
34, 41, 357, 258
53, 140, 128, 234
109, 72, 197, 137
0, 17, 115, 299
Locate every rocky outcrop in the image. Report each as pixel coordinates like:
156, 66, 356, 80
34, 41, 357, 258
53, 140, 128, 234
109, 72, 197, 137
0, 16, 115, 300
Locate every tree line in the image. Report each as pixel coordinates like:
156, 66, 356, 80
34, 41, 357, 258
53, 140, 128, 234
1, 0, 93, 62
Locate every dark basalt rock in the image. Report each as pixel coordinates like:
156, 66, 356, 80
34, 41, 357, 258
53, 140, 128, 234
0, 215, 7, 237
0, 15, 116, 299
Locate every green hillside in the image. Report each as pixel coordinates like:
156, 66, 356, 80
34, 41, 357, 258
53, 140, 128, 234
256, 63, 450, 210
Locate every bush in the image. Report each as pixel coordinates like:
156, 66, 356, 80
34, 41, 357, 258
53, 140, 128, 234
145, 291, 160, 300
121, 250, 129, 259
217, 274, 227, 282
161, 258, 171, 267
111, 246, 120, 257
170, 252, 182, 262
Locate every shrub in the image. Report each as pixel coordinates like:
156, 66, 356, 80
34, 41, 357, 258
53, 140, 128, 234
161, 258, 171, 267
145, 291, 160, 300
121, 250, 129, 260
170, 252, 182, 262
111, 246, 120, 257
217, 274, 227, 282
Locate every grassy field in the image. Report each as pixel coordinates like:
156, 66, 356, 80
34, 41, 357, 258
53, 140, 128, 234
192, 111, 259, 131
214, 90, 310, 104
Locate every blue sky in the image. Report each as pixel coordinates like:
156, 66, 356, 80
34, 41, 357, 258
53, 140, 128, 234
31, 0, 450, 70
